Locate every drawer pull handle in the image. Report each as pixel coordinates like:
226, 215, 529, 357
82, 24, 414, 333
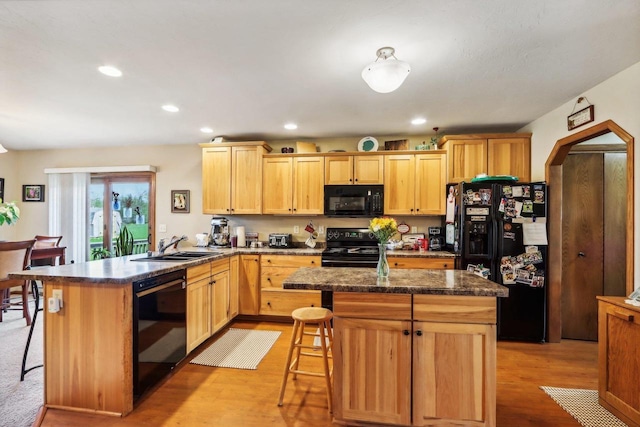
267, 301, 271, 306
311, 260, 315, 264
416, 330, 423, 336
394, 262, 398, 267
403, 330, 410, 336
612, 311, 634, 322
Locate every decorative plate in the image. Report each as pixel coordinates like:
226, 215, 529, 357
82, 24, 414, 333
358, 136, 379, 152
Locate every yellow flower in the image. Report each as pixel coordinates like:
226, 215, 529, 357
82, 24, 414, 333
368, 217, 398, 243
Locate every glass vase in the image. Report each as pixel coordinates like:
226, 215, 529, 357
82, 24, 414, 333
377, 243, 390, 279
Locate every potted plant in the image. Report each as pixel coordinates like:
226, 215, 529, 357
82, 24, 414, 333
122, 194, 134, 219
0, 199, 20, 226
90, 247, 111, 260
114, 225, 134, 256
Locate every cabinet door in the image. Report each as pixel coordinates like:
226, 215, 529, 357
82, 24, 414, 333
211, 270, 230, 334
186, 278, 212, 353
384, 155, 415, 215
325, 156, 353, 185
447, 139, 488, 182
232, 146, 263, 214
388, 257, 454, 270
488, 137, 531, 182
229, 255, 239, 318
293, 156, 324, 214
415, 153, 447, 215
238, 255, 260, 315
263, 157, 293, 214
333, 317, 412, 426
202, 147, 231, 214
413, 321, 496, 426
354, 155, 383, 184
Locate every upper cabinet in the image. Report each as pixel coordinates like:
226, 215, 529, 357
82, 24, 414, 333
325, 154, 383, 185
263, 155, 324, 215
439, 133, 531, 182
384, 152, 447, 216
201, 142, 271, 214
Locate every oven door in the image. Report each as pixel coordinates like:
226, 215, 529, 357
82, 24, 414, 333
133, 271, 187, 399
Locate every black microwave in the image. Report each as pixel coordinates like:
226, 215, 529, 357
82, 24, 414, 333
324, 185, 384, 217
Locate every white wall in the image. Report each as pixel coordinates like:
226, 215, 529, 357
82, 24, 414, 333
519, 60, 640, 288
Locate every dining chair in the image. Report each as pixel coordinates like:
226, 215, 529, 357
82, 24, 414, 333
33, 235, 63, 248
0, 239, 36, 325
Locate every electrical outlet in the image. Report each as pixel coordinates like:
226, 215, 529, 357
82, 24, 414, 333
411, 226, 418, 233
52, 289, 63, 308
159, 224, 167, 233
318, 225, 324, 234
293, 226, 300, 234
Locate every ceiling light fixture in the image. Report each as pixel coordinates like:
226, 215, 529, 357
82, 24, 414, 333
284, 123, 298, 130
200, 127, 214, 133
98, 65, 123, 77
411, 118, 427, 125
162, 105, 180, 113
0, 143, 7, 153
362, 47, 411, 94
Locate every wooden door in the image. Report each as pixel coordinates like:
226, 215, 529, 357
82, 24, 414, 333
384, 155, 415, 215
238, 255, 260, 315
415, 153, 447, 215
293, 156, 324, 214
186, 278, 212, 353
211, 270, 230, 334
603, 153, 627, 296
262, 157, 293, 214
324, 156, 353, 184
202, 147, 231, 214
228, 255, 239, 318
487, 137, 531, 181
333, 317, 412, 426
446, 139, 487, 182
231, 146, 263, 214
354, 155, 383, 184
562, 153, 603, 340
413, 321, 494, 425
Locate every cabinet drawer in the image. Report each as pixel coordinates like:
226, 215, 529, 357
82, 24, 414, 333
187, 263, 211, 283
211, 258, 229, 275
334, 292, 411, 320
261, 266, 298, 288
388, 257, 453, 269
261, 255, 320, 268
260, 289, 321, 316
413, 295, 496, 324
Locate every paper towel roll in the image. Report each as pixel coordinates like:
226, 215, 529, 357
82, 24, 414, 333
237, 226, 246, 247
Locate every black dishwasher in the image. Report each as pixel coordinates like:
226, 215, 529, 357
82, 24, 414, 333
133, 269, 187, 400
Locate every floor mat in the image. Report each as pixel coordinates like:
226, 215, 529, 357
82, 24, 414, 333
540, 386, 628, 427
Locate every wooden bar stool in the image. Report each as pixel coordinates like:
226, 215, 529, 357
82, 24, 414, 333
277, 306, 334, 412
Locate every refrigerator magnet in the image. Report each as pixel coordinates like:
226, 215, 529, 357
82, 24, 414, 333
523, 186, 530, 197
512, 186, 523, 197
534, 190, 545, 204
522, 200, 533, 213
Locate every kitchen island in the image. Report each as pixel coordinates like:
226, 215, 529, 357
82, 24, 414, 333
283, 267, 507, 427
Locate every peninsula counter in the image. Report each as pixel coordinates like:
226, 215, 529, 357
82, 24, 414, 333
283, 267, 508, 427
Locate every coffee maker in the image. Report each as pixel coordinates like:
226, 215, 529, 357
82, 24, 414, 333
209, 217, 230, 247
428, 227, 445, 251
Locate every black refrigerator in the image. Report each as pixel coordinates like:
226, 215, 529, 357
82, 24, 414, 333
444, 181, 548, 342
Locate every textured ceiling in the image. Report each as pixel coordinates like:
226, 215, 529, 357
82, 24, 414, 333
1, 0, 639, 150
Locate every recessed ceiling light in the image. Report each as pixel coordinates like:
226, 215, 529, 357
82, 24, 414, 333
284, 123, 298, 130
98, 65, 122, 77
411, 118, 427, 125
200, 127, 214, 133
162, 104, 180, 113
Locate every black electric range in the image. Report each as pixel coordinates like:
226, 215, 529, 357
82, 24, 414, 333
321, 228, 379, 268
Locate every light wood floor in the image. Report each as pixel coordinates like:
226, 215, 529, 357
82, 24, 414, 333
37, 320, 597, 427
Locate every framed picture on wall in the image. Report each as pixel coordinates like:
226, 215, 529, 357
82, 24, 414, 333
171, 190, 190, 213
23, 184, 45, 202
0, 178, 4, 201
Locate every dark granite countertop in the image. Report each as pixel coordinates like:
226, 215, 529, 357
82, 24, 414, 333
282, 267, 508, 297
7, 246, 457, 285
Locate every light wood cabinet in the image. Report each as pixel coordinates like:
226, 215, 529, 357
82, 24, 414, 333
211, 260, 231, 334
263, 156, 324, 215
439, 133, 531, 183
229, 255, 239, 318
201, 142, 271, 214
238, 254, 261, 315
260, 255, 321, 316
384, 152, 447, 215
598, 296, 640, 427
333, 292, 497, 427
388, 256, 454, 270
325, 154, 383, 185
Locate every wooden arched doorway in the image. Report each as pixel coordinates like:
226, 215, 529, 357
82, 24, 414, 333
545, 120, 634, 343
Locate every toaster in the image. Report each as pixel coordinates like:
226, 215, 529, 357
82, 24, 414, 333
268, 233, 292, 248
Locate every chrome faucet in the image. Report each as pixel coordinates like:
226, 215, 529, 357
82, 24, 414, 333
158, 235, 188, 254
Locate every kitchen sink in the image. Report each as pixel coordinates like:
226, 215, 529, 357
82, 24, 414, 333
131, 251, 222, 262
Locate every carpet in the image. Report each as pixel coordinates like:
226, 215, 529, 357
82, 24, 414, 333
190, 328, 281, 370
540, 386, 628, 427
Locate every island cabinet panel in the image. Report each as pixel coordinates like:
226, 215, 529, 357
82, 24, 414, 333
334, 317, 412, 426
598, 297, 640, 427
413, 295, 496, 324
44, 281, 133, 416
239, 254, 261, 315
388, 256, 453, 270
333, 292, 411, 320
260, 255, 320, 316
